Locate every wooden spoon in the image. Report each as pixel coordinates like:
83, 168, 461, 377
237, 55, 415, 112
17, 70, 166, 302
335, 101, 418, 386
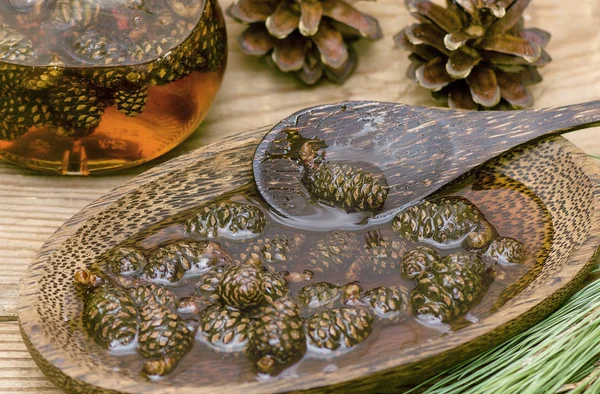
253, 100, 600, 223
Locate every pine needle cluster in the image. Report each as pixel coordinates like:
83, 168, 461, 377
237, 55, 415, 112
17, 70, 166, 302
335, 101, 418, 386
415, 266, 600, 394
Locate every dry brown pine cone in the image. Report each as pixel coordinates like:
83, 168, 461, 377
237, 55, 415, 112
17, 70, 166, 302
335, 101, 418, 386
227, 0, 382, 84
395, 0, 551, 109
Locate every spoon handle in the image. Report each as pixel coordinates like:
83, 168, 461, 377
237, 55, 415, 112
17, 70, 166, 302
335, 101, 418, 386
455, 100, 600, 157
533, 99, 600, 133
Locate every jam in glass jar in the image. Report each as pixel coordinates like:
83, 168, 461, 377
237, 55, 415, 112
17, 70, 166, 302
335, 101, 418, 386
0, 0, 226, 174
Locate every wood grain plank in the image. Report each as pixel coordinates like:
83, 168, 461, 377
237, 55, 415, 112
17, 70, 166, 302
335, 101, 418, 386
0, 323, 60, 392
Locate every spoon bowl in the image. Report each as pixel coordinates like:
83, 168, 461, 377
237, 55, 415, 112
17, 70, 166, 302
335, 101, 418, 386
254, 100, 600, 224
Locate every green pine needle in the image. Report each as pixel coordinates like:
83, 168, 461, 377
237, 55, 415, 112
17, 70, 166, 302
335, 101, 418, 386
414, 266, 600, 394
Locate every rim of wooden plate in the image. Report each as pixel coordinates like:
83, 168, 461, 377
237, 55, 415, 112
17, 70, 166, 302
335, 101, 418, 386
18, 131, 600, 394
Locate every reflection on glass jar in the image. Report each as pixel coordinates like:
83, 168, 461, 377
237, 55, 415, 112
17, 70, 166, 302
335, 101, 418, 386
0, 0, 226, 175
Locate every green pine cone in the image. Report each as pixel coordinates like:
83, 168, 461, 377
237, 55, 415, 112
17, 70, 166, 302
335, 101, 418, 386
361, 231, 405, 275
340, 282, 363, 306
193, 1, 226, 72
297, 282, 341, 309
249, 297, 305, 375
0, 94, 52, 140
104, 246, 146, 277
0, 63, 30, 92
177, 294, 214, 315
0, 25, 34, 64
83, 67, 145, 90
71, 30, 121, 65
392, 197, 495, 250
142, 240, 232, 284
197, 304, 253, 352
146, 0, 225, 79
308, 231, 360, 274
195, 265, 228, 300
262, 270, 289, 304
82, 284, 138, 350
115, 86, 148, 116
303, 161, 389, 213
411, 252, 487, 323
145, 38, 192, 86
304, 307, 374, 351
484, 237, 527, 266
401, 245, 440, 280
184, 202, 266, 240
23, 67, 64, 91
239, 234, 305, 266
138, 301, 196, 377
129, 284, 178, 311
50, 0, 100, 29
48, 77, 104, 129
216, 264, 265, 309
142, 250, 185, 284
363, 287, 406, 318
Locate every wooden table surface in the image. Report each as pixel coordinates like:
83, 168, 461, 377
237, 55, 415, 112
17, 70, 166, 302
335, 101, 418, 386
2, 0, 600, 392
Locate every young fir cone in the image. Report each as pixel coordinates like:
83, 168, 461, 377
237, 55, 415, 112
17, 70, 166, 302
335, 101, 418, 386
395, 0, 551, 110
484, 236, 527, 266
48, 75, 105, 130
363, 286, 406, 318
411, 252, 488, 323
307, 231, 361, 274
350, 231, 405, 278
297, 281, 341, 309
249, 297, 306, 375
304, 307, 374, 352
138, 301, 197, 377
239, 233, 305, 267
131, 284, 196, 377
0, 93, 52, 140
216, 258, 265, 309
227, 0, 382, 84
184, 202, 266, 240
300, 141, 389, 213
197, 304, 253, 352
75, 269, 138, 350
141, 240, 232, 284
129, 284, 178, 311
104, 246, 146, 277
392, 196, 495, 250
401, 245, 440, 279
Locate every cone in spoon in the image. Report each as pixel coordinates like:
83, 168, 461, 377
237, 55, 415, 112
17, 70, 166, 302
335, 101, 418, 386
253, 100, 600, 228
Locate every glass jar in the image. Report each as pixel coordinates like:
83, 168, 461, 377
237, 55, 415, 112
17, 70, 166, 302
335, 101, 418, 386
0, 0, 226, 175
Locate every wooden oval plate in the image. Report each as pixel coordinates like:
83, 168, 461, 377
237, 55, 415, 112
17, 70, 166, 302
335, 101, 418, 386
18, 126, 600, 393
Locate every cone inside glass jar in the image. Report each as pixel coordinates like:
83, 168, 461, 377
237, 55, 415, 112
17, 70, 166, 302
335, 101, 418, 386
0, 0, 226, 174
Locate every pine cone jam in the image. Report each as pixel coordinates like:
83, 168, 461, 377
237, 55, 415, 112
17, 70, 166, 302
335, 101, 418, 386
0, 0, 226, 174
77, 161, 533, 382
